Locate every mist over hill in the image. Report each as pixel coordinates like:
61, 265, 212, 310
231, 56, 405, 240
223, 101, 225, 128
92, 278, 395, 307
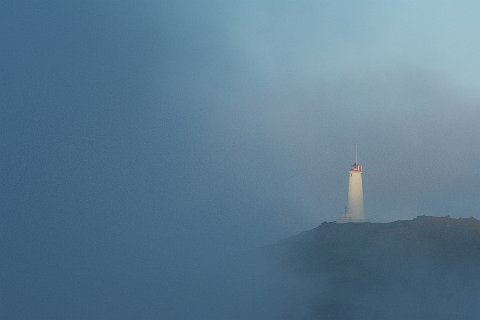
266, 216, 480, 319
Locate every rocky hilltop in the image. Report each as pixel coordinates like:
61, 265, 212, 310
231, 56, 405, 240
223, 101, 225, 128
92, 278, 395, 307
268, 216, 480, 320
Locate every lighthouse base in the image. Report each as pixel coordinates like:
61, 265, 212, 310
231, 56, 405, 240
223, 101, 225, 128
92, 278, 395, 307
336, 217, 369, 224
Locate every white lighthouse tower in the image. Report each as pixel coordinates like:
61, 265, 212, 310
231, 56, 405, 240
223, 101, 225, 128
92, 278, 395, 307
337, 145, 368, 223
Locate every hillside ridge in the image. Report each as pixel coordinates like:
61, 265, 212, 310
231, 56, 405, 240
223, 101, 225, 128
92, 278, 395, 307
267, 215, 480, 319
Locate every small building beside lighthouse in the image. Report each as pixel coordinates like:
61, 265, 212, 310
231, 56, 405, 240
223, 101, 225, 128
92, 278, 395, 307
337, 147, 368, 223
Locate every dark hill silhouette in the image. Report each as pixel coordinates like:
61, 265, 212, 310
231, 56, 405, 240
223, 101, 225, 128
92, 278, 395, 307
267, 216, 480, 320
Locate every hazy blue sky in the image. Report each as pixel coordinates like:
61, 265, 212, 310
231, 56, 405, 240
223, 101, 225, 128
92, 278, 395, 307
3, 1, 480, 318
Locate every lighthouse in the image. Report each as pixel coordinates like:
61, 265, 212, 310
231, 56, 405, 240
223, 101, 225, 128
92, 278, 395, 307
337, 145, 368, 223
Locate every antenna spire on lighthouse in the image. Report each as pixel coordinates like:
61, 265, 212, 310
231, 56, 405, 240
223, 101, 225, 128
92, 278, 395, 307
355, 144, 358, 165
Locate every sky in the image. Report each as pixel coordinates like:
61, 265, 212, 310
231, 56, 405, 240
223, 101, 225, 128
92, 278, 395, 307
3, 1, 480, 319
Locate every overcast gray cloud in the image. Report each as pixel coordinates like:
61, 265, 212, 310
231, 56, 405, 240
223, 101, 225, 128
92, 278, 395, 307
3, 0, 480, 318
